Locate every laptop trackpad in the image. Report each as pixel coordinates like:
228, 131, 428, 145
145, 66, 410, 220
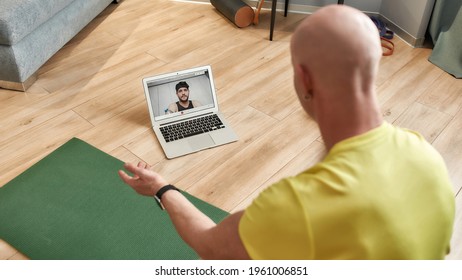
188, 134, 215, 151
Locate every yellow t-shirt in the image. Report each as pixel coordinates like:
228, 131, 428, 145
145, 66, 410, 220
239, 122, 455, 259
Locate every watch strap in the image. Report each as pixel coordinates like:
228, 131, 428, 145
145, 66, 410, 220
154, 184, 180, 210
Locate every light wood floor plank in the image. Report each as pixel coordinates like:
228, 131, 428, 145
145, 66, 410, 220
0, 239, 18, 260
249, 76, 298, 121
379, 49, 444, 123
377, 39, 423, 87
447, 193, 462, 260
122, 130, 166, 167
76, 102, 151, 154
37, 32, 123, 80
0, 111, 93, 187
433, 108, 462, 194
127, 106, 279, 186
393, 102, 453, 143
0, 53, 163, 143
231, 140, 327, 212
418, 71, 462, 117
169, 106, 280, 188
184, 109, 320, 211
7, 251, 29, 260
109, 146, 144, 166
72, 59, 165, 126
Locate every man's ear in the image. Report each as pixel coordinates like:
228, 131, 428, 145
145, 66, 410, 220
295, 64, 313, 99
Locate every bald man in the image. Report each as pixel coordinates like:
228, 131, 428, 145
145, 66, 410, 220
118, 5, 455, 259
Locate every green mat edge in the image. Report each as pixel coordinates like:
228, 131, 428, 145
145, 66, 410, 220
0, 137, 229, 260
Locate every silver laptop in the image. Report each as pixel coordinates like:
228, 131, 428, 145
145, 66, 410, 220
142, 65, 238, 159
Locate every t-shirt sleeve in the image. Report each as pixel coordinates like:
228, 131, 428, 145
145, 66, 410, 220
238, 179, 313, 259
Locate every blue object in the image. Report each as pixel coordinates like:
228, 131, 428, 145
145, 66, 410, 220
370, 16, 394, 40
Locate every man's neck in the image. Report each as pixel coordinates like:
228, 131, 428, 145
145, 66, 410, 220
317, 94, 383, 150
178, 100, 190, 108
320, 116, 383, 150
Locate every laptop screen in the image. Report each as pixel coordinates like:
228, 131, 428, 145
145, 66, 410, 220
145, 68, 216, 122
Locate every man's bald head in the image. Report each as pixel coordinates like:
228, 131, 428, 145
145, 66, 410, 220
291, 5, 382, 94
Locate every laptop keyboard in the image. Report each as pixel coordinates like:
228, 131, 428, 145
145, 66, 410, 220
160, 114, 225, 142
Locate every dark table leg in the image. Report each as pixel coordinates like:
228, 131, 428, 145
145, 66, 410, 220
271, 0, 343, 41
270, 0, 277, 41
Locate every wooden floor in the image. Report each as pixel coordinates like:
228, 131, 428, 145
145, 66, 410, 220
1, 0, 461, 260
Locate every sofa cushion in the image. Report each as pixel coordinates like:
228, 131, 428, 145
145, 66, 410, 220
0, 0, 76, 45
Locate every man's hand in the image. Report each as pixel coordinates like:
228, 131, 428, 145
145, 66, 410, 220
118, 162, 168, 196
118, 162, 249, 259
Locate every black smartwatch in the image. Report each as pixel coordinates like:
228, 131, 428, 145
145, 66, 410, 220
154, 184, 180, 210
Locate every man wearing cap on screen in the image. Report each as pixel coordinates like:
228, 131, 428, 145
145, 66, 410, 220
166, 81, 202, 114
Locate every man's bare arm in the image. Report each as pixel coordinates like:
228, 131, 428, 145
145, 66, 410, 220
118, 162, 250, 259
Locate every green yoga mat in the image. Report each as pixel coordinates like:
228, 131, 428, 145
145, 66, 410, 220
0, 138, 228, 260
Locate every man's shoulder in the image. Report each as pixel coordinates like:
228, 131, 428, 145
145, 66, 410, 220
167, 102, 178, 111
192, 100, 202, 107
246, 176, 311, 210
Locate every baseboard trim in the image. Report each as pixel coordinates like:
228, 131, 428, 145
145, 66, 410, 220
0, 73, 38, 92
142, 0, 424, 47
378, 15, 422, 47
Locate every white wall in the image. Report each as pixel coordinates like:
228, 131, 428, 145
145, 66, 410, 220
187, 0, 436, 46
289, 0, 382, 13
380, 0, 435, 41
284, 0, 435, 41
266, 0, 436, 45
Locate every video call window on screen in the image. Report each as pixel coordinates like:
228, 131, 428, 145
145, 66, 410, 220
147, 70, 215, 121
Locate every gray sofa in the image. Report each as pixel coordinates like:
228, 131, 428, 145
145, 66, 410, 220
0, 0, 116, 91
